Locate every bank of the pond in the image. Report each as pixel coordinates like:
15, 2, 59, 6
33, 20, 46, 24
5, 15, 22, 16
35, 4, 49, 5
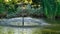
44, 18, 60, 24
43, 24, 60, 30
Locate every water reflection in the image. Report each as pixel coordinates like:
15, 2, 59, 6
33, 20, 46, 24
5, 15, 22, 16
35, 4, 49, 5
0, 26, 41, 34
0, 17, 60, 34
0, 17, 50, 26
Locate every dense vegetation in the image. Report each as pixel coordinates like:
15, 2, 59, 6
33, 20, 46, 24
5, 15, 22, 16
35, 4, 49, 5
42, 0, 60, 19
0, 0, 60, 19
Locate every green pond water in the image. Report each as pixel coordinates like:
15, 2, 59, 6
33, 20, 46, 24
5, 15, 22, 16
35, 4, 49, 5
0, 17, 60, 34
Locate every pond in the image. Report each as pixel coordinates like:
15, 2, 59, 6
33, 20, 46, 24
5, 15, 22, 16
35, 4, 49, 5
0, 17, 60, 34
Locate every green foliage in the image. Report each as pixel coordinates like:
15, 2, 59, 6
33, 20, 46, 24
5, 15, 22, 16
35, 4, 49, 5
32, 0, 41, 4
0, 3, 5, 14
0, 0, 4, 3
42, 0, 58, 19
56, 0, 60, 16
0, 0, 60, 18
